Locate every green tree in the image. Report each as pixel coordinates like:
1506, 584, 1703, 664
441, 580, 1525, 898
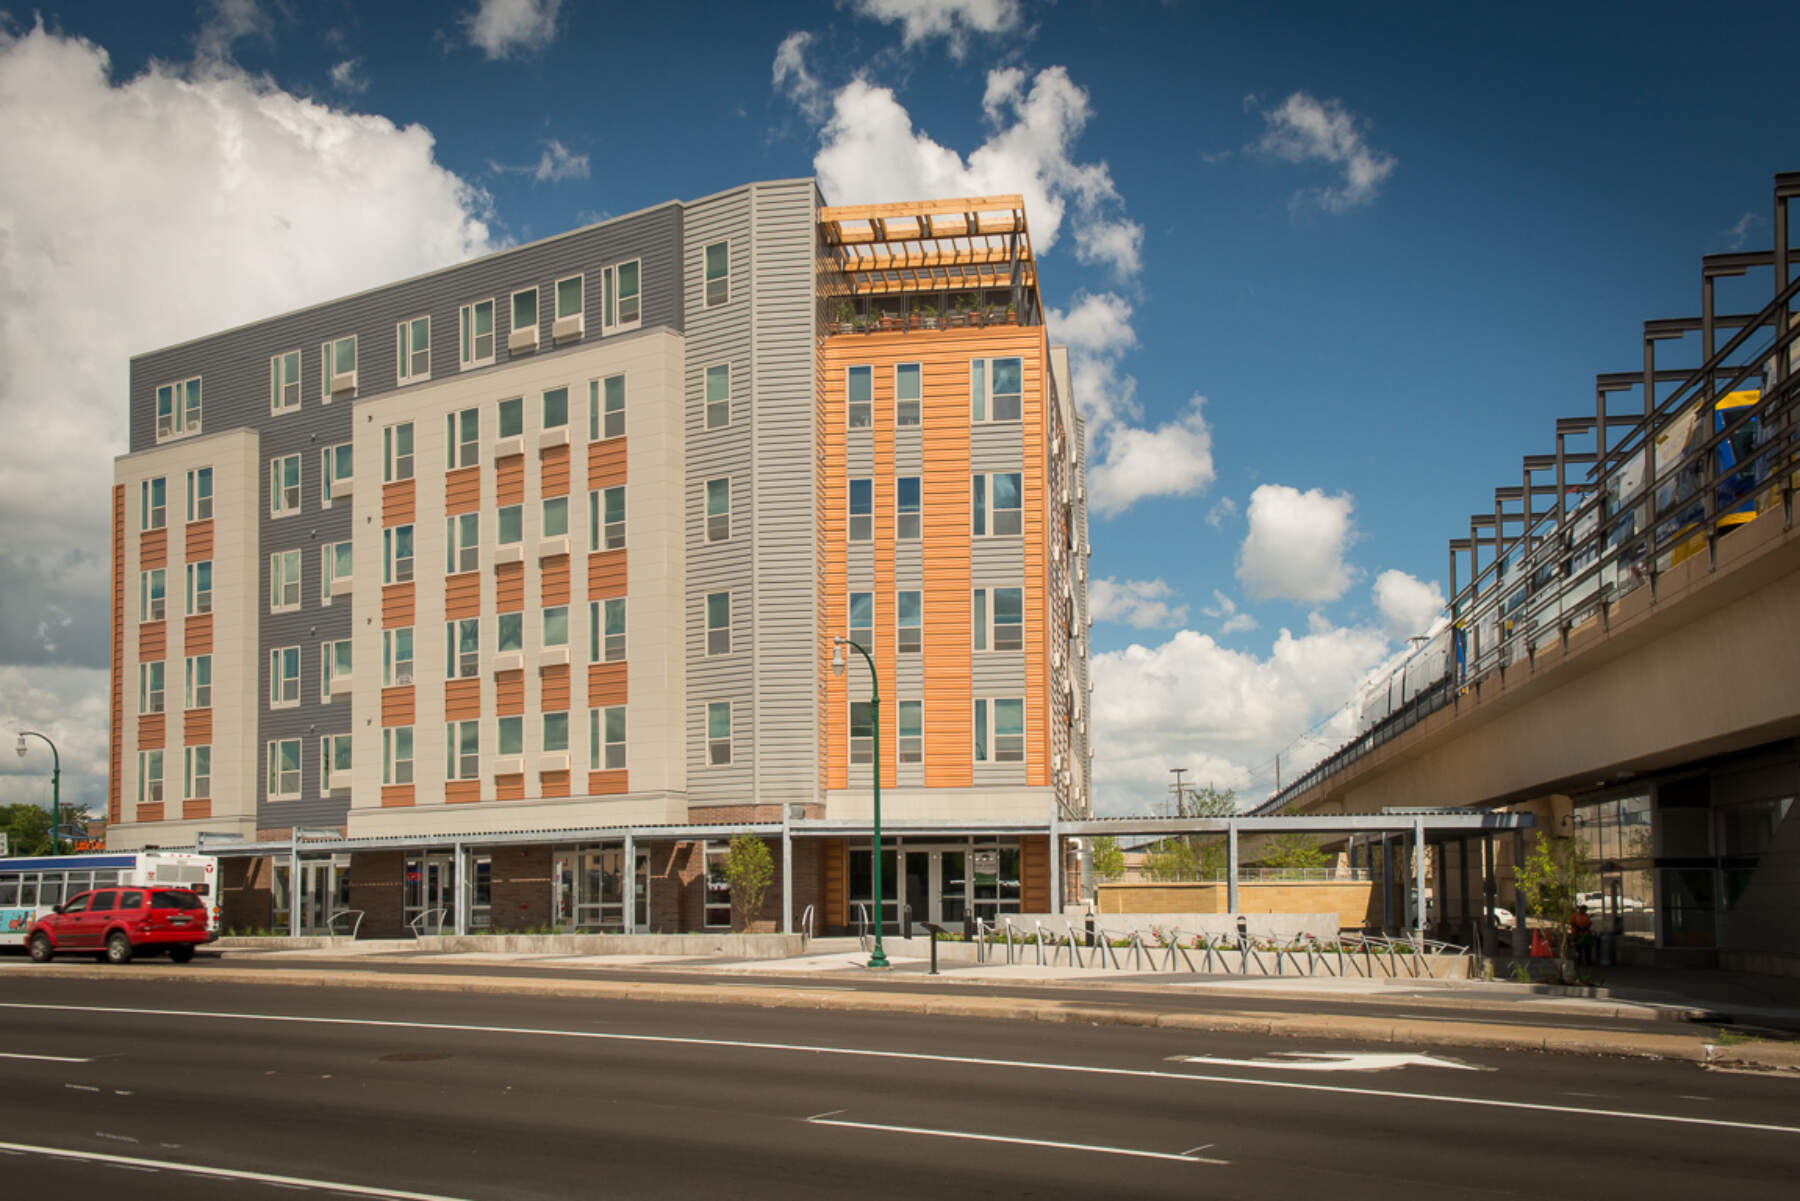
1143, 785, 1236, 881
1258, 833, 1330, 872
723, 834, 774, 931
1090, 835, 1125, 882
0, 804, 53, 857
1515, 835, 1596, 965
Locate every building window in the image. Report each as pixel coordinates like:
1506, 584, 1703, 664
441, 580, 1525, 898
498, 504, 523, 547
186, 467, 213, 522
140, 477, 166, 531
898, 700, 923, 764
705, 363, 730, 429
848, 592, 873, 648
157, 377, 202, 439
591, 598, 625, 662
186, 560, 212, 616
266, 351, 301, 415
847, 365, 872, 429
705, 478, 730, 543
590, 374, 625, 440
185, 654, 211, 709
383, 627, 413, 686
543, 604, 569, 648
447, 408, 479, 469
897, 590, 921, 653
321, 734, 352, 790
446, 618, 479, 679
543, 386, 569, 429
706, 591, 730, 656
384, 524, 414, 584
265, 740, 301, 801
498, 715, 523, 758
138, 661, 165, 715
971, 357, 1023, 423
849, 700, 875, 765
972, 472, 1022, 537
383, 726, 414, 785
460, 298, 495, 368
138, 749, 164, 804
270, 549, 302, 613
499, 396, 523, 440
896, 476, 921, 540
592, 705, 626, 770
497, 612, 523, 655
895, 363, 921, 427
321, 639, 351, 702
511, 287, 538, 340
270, 454, 301, 516
139, 568, 166, 622
322, 541, 352, 600
707, 701, 732, 765
184, 746, 211, 800
322, 336, 357, 398
396, 315, 430, 383
704, 239, 730, 307
543, 711, 570, 753
973, 698, 1024, 763
446, 720, 479, 781
601, 259, 641, 331
269, 646, 300, 708
555, 275, 584, 328
321, 444, 352, 508
704, 841, 732, 927
543, 496, 569, 539
446, 512, 479, 574
384, 422, 414, 482
848, 478, 872, 541
974, 587, 1023, 651
591, 485, 626, 550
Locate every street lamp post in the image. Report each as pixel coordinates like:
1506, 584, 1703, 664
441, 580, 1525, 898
832, 637, 888, 969
15, 731, 62, 856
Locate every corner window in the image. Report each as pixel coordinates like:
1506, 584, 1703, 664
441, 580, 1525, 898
157, 377, 203, 439
602, 259, 641, 332
592, 705, 627, 771
186, 467, 213, 522
140, 477, 166, 531
186, 560, 212, 616
543, 386, 569, 429
270, 454, 301, 516
705, 364, 730, 429
511, 288, 538, 338
383, 627, 414, 686
383, 726, 414, 785
704, 240, 730, 307
847, 365, 872, 429
706, 591, 730, 656
848, 478, 872, 541
185, 654, 211, 709
446, 720, 479, 781
139, 568, 166, 622
590, 486, 626, 551
396, 315, 430, 384
898, 700, 923, 764
705, 478, 730, 543
849, 700, 875, 765
384, 422, 414, 482
972, 472, 1021, 537
446, 618, 479, 679
269, 646, 300, 708
270, 549, 302, 613
446, 512, 479, 574
447, 408, 479, 470
139, 749, 165, 804
706, 701, 732, 766
460, 299, 495, 368
895, 363, 921, 427
590, 374, 625, 441
897, 476, 920, 540
383, 524, 414, 584
138, 661, 165, 715
897, 590, 921, 653
543, 604, 569, 649
591, 597, 626, 663
971, 357, 1023, 422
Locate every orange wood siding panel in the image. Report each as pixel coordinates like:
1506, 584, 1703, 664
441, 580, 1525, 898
383, 583, 415, 627
182, 799, 212, 821
540, 769, 571, 798
445, 781, 480, 804
445, 465, 481, 516
1020, 835, 1051, 912
110, 484, 123, 824
586, 438, 627, 489
823, 838, 848, 929
541, 444, 571, 496
495, 669, 524, 715
383, 478, 416, 526
541, 554, 571, 606
381, 784, 415, 808
184, 614, 213, 655
496, 453, 525, 506
588, 769, 628, 795
185, 520, 213, 562
495, 773, 525, 801
184, 709, 212, 745
444, 572, 480, 620
495, 561, 524, 612
136, 803, 165, 823
382, 687, 415, 727
138, 621, 167, 661
540, 663, 570, 710
137, 713, 165, 750
587, 662, 627, 706
444, 678, 481, 721
587, 550, 627, 597
139, 527, 167, 571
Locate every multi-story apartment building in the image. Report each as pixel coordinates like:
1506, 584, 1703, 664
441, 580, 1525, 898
108, 180, 1091, 936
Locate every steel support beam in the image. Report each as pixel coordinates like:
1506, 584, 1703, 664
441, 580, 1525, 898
623, 831, 636, 935
1226, 822, 1239, 914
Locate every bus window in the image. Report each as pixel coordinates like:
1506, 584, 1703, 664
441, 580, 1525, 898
0, 875, 16, 906
38, 873, 65, 907
18, 878, 36, 907
92, 871, 119, 888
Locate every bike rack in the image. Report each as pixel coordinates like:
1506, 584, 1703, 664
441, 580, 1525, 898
407, 908, 447, 937
326, 909, 365, 940
798, 903, 815, 948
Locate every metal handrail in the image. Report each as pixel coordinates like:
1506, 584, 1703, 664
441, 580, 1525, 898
853, 902, 869, 952
407, 908, 447, 937
799, 903, 815, 947
326, 909, 365, 939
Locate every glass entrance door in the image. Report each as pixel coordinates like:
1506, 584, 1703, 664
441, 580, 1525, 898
298, 857, 350, 934
904, 852, 930, 934
403, 855, 454, 933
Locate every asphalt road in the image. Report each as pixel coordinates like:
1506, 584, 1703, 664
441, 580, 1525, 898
1, 975, 1796, 1200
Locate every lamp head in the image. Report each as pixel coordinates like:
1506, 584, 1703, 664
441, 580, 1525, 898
831, 639, 846, 677
14, 734, 25, 759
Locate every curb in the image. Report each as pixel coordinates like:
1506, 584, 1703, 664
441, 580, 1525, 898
8, 964, 1797, 1071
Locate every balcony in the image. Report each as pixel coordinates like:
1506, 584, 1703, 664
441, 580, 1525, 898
825, 290, 1035, 337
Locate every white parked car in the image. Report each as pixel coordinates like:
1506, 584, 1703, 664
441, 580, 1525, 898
1490, 907, 1517, 930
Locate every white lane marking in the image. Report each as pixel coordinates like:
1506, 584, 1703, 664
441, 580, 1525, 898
4, 1001, 1796, 1137
0, 1139, 484, 1200
0, 1052, 91, 1063
64, 1083, 100, 1093
95, 1132, 139, 1143
1173, 1052, 1486, 1074
808, 1117, 1227, 1165
805, 1108, 846, 1121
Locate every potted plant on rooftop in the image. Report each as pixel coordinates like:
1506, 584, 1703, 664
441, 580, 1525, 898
833, 300, 855, 335
920, 302, 938, 330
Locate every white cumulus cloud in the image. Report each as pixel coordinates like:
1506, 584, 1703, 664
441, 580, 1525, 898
1087, 396, 1216, 517
849, 0, 1023, 59
772, 30, 826, 123
1255, 91, 1396, 213
1371, 570, 1445, 641
328, 57, 368, 94
1089, 578, 1188, 629
462, 0, 561, 60
1202, 590, 1258, 636
1237, 484, 1357, 603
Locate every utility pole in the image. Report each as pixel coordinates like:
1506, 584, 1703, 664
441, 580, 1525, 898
1167, 767, 1188, 818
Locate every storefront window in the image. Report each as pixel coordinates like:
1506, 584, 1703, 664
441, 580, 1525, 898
705, 842, 733, 928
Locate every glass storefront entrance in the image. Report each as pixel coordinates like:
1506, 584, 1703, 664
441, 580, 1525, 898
850, 839, 1020, 933
552, 846, 650, 931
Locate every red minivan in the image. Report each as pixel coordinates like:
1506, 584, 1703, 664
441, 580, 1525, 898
28, 887, 214, 964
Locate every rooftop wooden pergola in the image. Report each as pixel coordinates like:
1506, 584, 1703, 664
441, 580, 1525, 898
819, 194, 1038, 301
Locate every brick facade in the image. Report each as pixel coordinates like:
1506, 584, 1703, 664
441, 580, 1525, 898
348, 851, 406, 938
490, 845, 553, 931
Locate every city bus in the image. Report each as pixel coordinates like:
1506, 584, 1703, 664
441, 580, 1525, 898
0, 851, 219, 947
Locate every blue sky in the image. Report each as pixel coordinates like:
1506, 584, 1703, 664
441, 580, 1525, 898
1, 0, 1795, 815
